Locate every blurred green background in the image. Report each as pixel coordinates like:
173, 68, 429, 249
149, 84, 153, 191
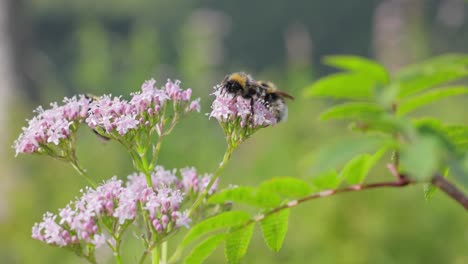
1, 0, 468, 263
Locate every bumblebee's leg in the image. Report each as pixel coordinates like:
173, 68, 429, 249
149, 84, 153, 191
250, 98, 255, 119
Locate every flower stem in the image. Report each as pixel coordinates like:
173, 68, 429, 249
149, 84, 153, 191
161, 241, 168, 264
187, 145, 235, 217
169, 146, 235, 264
114, 251, 123, 264
149, 135, 164, 171
152, 246, 160, 264
70, 160, 97, 188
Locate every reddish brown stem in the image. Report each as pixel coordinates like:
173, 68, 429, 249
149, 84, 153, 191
431, 174, 468, 210
251, 177, 414, 224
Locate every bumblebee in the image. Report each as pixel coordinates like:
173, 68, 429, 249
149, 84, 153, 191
219, 72, 267, 113
257, 81, 294, 122
220, 72, 266, 99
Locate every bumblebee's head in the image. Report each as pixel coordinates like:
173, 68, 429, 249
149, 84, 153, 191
222, 72, 250, 95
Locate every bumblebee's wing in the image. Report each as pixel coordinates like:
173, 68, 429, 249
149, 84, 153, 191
276, 90, 295, 100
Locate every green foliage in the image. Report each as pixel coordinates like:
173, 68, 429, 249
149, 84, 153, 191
305, 136, 393, 174
397, 86, 468, 116
307, 55, 468, 186
184, 234, 227, 264
339, 147, 387, 184
303, 72, 377, 99
304, 55, 391, 100
258, 178, 312, 198
181, 211, 250, 249
394, 54, 468, 98
400, 135, 441, 180
208, 187, 282, 208
319, 102, 385, 121
310, 170, 340, 190
225, 225, 255, 264
259, 210, 290, 252
323, 55, 389, 84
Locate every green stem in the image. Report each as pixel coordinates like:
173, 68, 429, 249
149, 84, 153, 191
138, 249, 150, 264
161, 241, 168, 264
114, 251, 123, 264
149, 135, 164, 171
169, 145, 236, 264
187, 145, 235, 217
152, 246, 160, 264
70, 160, 97, 188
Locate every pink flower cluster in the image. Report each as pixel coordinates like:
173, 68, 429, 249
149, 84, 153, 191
32, 166, 216, 248
14, 79, 200, 155
86, 79, 200, 137
14, 96, 90, 155
209, 88, 276, 127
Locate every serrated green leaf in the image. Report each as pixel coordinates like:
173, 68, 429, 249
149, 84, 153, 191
182, 211, 250, 248
259, 209, 290, 252
340, 147, 387, 184
320, 102, 385, 121
305, 136, 394, 174
310, 170, 340, 190
395, 54, 468, 98
258, 177, 312, 198
225, 224, 255, 264
184, 234, 226, 264
304, 72, 377, 99
414, 119, 458, 154
413, 118, 468, 154
208, 187, 282, 208
349, 113, 415, 136
323, 55, 389, 84
445, 125, 468, 152
400, 135, 441, 180
397, 86, 468, 116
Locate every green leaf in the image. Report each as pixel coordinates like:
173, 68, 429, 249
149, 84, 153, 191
208, 187, 282, 208
340, 147, 387, 184
349, 113, 415, 136
323, 55, 389, 84
184, 234, 226, 264
304, 72, 377, 99
445, 125, 468, 152
397, 86, 468, 116
259, 209, 290, 252
305, 136, 394, 174
225, 225, 255, 264
320, 102, 385, 121
414, 119, 458, 154
395, 54, 468, 98
400, 135, 441, 180
258, 177, 312, 198
181, 211, 250, 248
310, 170, 340, 190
